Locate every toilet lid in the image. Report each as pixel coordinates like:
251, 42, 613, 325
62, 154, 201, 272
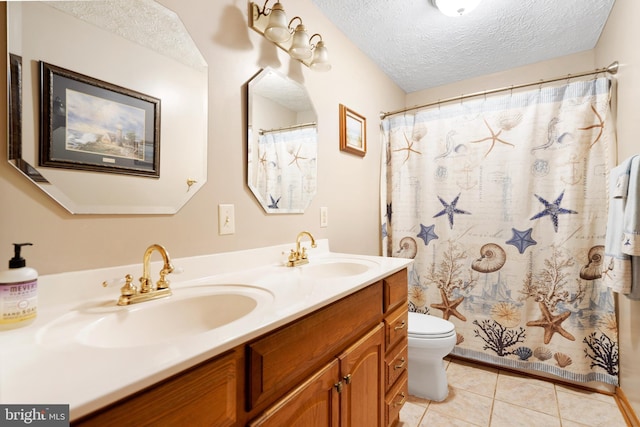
408, 312, 456, 338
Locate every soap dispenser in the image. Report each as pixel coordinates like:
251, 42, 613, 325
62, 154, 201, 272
0, 243, 38, 330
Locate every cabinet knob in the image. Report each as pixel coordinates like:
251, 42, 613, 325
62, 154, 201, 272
394, 357, 406, 370
394, 320, 406, 330
334, 381, 343, 393
343, 374, 352, 384
394, 392, 407, 407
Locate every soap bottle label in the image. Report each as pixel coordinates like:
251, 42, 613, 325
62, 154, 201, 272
0, 279, 38, 325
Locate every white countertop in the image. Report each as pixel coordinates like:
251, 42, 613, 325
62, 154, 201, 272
0, 240, 411, 420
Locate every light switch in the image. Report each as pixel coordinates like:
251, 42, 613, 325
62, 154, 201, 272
218, 204, 235, 235
320, 206, 328, 228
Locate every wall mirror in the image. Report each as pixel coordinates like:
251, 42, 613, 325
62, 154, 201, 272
247, 68, 317, 214
6, 0, 208, 214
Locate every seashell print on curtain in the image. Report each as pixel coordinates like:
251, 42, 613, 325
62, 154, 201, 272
381, 77, 619, 385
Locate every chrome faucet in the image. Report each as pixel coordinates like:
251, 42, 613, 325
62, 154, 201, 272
104, 244, 175, 306
287, 231, 317, 267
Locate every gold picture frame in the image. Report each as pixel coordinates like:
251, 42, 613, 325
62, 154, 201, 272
339, 104, 366, 157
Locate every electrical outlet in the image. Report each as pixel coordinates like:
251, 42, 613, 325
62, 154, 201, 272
218, 204, 235, 235
320, 206, 328, 228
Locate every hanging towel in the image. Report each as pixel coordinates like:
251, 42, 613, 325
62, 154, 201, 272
622, 156, 640, 255
603, 155, 639, 298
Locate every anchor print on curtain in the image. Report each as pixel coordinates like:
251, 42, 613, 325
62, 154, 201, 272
381, 77, 619, 385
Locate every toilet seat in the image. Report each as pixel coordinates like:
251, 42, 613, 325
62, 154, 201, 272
408, 312, 456, 339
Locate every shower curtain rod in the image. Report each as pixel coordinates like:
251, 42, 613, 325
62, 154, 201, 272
258, 121, 317, 135
379, 61, 619, 119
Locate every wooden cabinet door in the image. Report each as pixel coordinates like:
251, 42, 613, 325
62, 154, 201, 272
248, 359, 340, 427
339, 324, 385, 427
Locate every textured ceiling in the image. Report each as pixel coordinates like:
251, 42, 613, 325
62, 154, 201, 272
311, 0, 615, 93
46, 0, 206, 71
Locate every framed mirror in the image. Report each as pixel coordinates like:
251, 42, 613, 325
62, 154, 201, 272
6, 0, 208, 214
247, 68, 317, 214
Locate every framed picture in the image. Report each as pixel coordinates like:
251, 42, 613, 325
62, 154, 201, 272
339, 104, 366, 157
9, 54, 22, 162
39, 61, 161, 177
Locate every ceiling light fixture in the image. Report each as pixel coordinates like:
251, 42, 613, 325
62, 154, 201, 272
430, 0, 482, 17
250, 0, 331, 71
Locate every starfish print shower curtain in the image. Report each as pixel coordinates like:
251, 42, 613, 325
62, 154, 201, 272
249, 127, 317, 211
381, 77, 619, 385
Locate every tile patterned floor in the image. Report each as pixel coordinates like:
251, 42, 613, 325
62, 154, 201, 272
399, 358, 629, 427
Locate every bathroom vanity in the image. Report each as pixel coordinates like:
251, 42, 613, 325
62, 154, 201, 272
0, 240, 411, 426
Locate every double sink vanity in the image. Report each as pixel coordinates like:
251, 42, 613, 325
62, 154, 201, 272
0, 238, 411, 426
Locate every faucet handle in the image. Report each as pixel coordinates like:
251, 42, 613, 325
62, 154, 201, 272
156, 267, 172, 290
102, 277, 126, 288
120, 274, 137, 296
156, 264, 183, 290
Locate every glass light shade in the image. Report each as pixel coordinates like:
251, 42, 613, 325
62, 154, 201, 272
310, 41, 331, 72
432, 0, 482, 16
264, 3, 291, 43
289, 24, 312, 60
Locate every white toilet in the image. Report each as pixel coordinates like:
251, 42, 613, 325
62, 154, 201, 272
407, 312, 457, 401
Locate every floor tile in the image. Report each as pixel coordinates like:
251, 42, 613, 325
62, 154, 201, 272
406, 394, 430, 407
405, 359, 628, 427
556, 384, 618, 404
490, 400, 561, 427
420, 409, 483, 426
560, 421, 592, 427
399, 401, 428, 427
494, 373, 559, 416
556, 390, 627, 427
447, 360, 499, 398
428, 386, 493, 427
496, 369, 555, 389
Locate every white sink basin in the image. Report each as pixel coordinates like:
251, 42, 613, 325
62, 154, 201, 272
37, 285, 273, 349
299, 258, 379, 278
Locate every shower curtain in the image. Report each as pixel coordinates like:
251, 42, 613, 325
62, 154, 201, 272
252, 127, 317, 211
381, 77, 619, 385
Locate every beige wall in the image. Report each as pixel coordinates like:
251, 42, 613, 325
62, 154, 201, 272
0, 0, 405, 274
595, 0, 640, 416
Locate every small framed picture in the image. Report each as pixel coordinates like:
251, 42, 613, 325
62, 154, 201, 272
339, 104, 366, 157
39, 61, 161, 177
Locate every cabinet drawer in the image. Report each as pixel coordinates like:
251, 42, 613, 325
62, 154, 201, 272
248, 282, 383, 411
385, 371, 408, 427
74, 350, 239, 427
385, 305, 408, 351
385, 339, 407, 391
383, 269, 407, 313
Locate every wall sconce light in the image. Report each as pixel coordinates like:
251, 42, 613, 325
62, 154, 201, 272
430, 0, 482, 16
250, 0, 331, 71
